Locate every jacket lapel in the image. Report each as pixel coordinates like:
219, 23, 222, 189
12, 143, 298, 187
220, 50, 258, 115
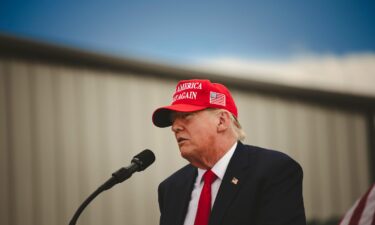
209, 142, 250, 225
172, 165, 197, 225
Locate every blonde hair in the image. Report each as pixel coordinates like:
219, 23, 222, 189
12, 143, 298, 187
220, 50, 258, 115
229, 113, 246, 141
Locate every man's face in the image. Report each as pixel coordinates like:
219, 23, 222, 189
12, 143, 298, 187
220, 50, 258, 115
171, 109, 219, 168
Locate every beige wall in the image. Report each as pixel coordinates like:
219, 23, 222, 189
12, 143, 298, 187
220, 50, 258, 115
0, 58, 371, 225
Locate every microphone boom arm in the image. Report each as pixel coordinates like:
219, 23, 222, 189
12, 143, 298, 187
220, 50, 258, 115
68, 149, 155, 225
69, 185, 104, 225
69, 167, 135, 225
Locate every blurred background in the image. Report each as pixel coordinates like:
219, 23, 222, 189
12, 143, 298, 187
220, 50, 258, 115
0, 1, 374, 225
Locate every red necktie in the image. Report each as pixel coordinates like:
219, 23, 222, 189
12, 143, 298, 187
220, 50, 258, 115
194, 169, 217, 225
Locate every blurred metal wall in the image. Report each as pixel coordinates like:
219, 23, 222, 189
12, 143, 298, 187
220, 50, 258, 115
0, 36, 373, 225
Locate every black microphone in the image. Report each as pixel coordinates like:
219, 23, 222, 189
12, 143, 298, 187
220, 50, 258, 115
69, 149, 155, 225
100, 149, 156, 191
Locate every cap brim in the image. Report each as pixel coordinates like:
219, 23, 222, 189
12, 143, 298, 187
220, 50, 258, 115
152, 104, 208, 127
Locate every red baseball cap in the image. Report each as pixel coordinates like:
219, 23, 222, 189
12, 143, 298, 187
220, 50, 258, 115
152, 79, 238, 127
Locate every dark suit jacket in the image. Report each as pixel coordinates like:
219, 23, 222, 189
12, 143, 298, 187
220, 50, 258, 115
158, 142, 306, 225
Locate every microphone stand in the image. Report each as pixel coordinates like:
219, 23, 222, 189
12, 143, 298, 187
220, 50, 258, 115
69, 186, 104, 225
69, 167, 134, 225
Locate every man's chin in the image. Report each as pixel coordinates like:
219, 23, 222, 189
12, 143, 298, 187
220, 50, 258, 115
179, 148, 192, 160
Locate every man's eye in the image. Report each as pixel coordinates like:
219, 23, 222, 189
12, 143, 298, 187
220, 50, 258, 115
171, 112, 192, 122
175, 112, 194, 120
181, 112, 195, 119
181, 113, 190, 118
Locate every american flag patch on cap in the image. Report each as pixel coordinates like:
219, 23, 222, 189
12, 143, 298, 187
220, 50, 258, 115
210, 91, 226, 106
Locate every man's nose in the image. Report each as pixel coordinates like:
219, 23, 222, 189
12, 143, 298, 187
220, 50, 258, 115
171, 118, 183, 133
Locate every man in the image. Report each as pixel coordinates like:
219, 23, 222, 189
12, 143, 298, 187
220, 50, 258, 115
152, 79, 306, 225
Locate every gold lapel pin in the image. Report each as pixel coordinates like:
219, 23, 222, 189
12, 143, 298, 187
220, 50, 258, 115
231, 177, 239, 185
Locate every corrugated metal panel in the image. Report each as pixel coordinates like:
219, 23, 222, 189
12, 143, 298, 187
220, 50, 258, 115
0, 57, 371, 225
0, 59, 10, 225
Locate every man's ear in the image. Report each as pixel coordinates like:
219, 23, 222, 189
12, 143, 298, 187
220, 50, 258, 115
217, 110, 231, 132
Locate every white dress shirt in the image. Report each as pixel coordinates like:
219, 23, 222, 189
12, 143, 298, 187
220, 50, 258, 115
183, 142, 237, 225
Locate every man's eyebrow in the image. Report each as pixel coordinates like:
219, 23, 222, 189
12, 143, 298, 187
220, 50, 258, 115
171, 112, 195, 119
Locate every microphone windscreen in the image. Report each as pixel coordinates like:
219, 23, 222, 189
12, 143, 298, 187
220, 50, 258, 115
132, 149, 155, 171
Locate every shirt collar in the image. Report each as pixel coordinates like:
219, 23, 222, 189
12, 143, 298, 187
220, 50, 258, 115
197, 141, 237, 182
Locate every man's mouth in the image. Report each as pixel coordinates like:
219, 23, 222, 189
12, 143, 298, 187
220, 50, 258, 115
177, 137, 188, 144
